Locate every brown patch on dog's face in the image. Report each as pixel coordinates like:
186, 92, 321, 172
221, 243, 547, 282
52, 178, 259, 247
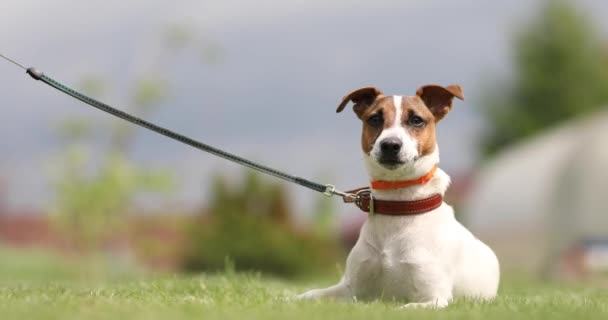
403, 96, 438, 157
357, 96, 438, 157
358, 96, 396, 154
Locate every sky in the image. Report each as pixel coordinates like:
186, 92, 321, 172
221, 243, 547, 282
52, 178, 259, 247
1, 0, 607, 215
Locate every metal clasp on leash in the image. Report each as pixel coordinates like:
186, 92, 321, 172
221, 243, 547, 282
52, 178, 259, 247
353, 189, 374, 215
324, 184, 358, 201
339, 188, 374, 215
325, 184, 376, 214
323, 184, 336, 197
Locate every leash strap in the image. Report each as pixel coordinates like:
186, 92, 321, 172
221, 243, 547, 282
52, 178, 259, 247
25, 67, 337, 195
0, 52, 353, 198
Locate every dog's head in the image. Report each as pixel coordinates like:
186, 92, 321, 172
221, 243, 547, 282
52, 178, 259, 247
336, 85, 463, 180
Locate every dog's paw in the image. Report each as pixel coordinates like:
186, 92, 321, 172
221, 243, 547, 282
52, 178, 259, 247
276, 295, 297, 303
400, 298, 448, 309
293, 291, 318, 301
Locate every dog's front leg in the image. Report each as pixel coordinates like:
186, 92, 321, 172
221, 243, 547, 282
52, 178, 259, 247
295, 280, 353, 301
295, 223, 378, 302
401, 298, 449, 309
399, 258, 452, 309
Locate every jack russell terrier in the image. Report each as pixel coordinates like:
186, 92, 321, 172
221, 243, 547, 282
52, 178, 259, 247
296, 85, 499, 308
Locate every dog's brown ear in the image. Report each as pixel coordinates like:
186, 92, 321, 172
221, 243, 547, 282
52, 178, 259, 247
416, 84, 464, 121
336, 87, 383, 119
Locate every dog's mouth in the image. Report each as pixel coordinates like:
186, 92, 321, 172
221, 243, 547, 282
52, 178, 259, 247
377, 156, 405, 170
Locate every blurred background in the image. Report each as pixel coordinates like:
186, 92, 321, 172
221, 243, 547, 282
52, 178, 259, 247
1, 0, 607, 283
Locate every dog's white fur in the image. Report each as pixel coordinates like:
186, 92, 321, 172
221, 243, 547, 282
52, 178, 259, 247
296, 95, 499, 309
368, 96, 419, 167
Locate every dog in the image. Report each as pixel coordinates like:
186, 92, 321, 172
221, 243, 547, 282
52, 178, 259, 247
296, 85, 499, 308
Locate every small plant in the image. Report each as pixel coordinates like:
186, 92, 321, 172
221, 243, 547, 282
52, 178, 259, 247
182, 171, 344, 277
48, 51, 174, 254
48, 23, 220, 255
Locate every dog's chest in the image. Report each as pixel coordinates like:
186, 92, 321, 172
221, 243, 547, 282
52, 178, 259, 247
376, 241, 418, 300
351, 217, 439, 300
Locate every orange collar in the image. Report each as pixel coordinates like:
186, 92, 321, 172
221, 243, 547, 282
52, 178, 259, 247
371, 165, 438, 190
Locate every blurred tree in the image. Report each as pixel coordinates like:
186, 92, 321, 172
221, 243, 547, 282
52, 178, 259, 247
50, 148, 173, 251
50, 23, 221, 253
182, 171, 343, 277
50, 73, 174, 252
311, 186, 337, 239
0, 176, 6, 213
481, 0, 608, 157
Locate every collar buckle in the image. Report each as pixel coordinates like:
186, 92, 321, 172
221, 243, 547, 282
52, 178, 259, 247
353, 189, 374, 215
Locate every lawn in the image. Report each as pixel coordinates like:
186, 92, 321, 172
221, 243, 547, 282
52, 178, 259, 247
1, 247, 607, 320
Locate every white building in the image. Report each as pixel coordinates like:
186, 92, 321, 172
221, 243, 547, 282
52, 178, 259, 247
464, 110, 608, 275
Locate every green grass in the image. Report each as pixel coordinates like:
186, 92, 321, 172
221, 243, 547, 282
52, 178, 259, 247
1, 247, 607, 320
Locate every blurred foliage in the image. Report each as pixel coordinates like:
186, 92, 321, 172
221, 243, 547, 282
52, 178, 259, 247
50, 146, 173, 251
56, 118, 92, 142
165, 23, 193, 51
128, 215, 192, 271
131, 76, 168, 110
52, 52, 173, 253
49, 22, 223, 253
481, 0, 608, 157
310, 188, 337, 239
182, 171, 343, 278
78, 74, 107, 97
165, 22, 224, 64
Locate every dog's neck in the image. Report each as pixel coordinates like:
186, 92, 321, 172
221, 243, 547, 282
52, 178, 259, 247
363, 146, 450, 201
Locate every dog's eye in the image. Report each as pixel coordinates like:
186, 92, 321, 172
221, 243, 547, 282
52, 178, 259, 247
408, 115, 425, 127
367, 114, 384, 127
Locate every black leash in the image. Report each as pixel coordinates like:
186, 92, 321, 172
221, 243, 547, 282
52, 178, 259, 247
0, 53, 356, 200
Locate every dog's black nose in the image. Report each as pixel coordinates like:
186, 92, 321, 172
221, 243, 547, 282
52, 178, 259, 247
380, 138, 402, 155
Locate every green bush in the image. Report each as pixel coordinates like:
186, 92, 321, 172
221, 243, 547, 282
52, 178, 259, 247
181, 172, 343, 277
480, 0, 608, 157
